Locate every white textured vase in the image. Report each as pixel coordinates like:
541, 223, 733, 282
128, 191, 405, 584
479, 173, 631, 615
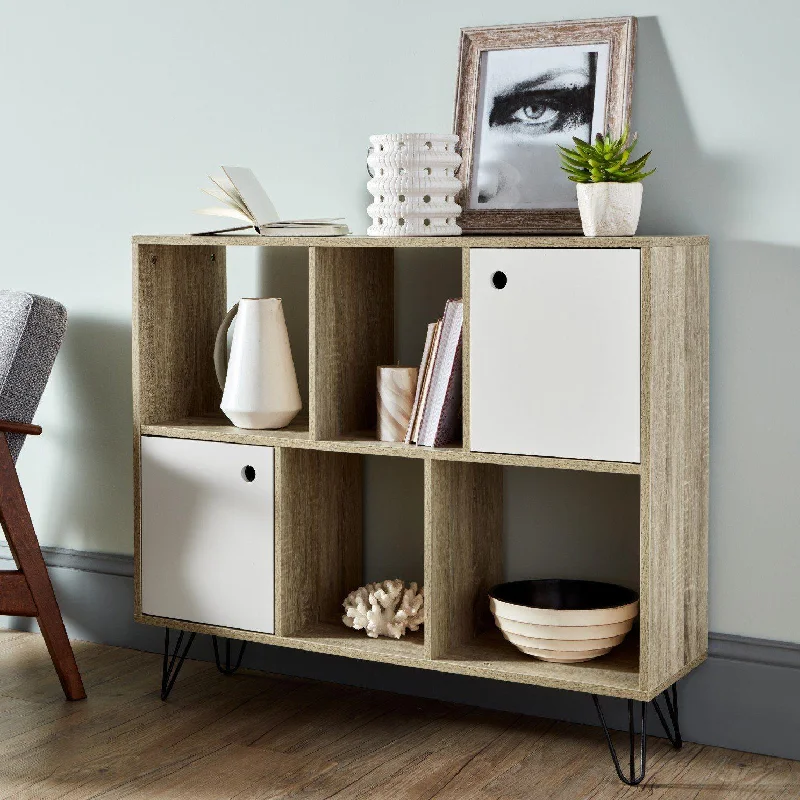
577, 182, 643, 237
213, 298, 302, 429
367, 133, 462, 236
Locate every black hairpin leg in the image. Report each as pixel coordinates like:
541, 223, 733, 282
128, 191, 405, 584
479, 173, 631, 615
593, 695, 648, 785
212, 636, 247, 675
592, 682, 682, 785
652, 683, 682, 748
161, 627, 197, 701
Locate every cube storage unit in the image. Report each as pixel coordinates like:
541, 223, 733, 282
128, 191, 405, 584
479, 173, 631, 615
133, 235, 708, 713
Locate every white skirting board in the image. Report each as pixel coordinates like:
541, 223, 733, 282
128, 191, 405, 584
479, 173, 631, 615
0, 543, 797, 761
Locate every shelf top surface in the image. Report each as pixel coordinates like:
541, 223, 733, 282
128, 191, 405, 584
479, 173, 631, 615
133, 233, 709, 249
140, 418, 640, 475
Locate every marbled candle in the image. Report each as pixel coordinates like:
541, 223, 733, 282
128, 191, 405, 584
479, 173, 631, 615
377, 366, 418, 442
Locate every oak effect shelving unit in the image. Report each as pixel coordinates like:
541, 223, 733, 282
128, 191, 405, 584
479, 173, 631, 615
132, 234, 708, 711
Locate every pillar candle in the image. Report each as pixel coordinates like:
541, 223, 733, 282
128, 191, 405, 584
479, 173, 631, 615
377, 366, 419, 442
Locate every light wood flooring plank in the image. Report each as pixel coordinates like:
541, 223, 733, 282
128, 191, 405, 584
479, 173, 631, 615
0, 632, 796, 800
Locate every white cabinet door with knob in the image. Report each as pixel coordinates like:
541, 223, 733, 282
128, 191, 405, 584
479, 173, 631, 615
469, 248, 641, 463
140, 436, 275, 633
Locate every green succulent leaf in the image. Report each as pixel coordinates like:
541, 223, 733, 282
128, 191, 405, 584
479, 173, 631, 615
572, 142, 596, 157
558, 126, 655, 184
559, 153, 588, 169
621, 152, 652, 172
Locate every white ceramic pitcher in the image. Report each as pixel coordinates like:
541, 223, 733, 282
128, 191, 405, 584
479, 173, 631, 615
213, 298, 302, 429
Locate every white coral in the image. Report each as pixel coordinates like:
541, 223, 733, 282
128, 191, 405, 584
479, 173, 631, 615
342, 580, 424, 639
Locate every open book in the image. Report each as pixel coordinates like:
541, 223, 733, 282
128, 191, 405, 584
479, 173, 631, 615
194, 166, 349, 236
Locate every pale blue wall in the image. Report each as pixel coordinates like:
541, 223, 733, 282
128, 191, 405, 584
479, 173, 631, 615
0, 1, 797, 643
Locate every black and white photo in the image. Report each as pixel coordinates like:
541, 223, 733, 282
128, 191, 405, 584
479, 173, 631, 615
454, 18, 636, 233
472, 44, 608, 210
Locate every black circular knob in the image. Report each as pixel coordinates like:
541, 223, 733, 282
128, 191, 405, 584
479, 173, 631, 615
492, 271, 508, 289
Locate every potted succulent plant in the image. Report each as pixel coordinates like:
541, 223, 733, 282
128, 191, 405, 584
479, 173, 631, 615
558, 127, 655, 236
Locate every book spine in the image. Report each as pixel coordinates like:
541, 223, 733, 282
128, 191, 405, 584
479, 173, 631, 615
418, 300, 462, 447
432, 336, 463, 447
412, 318, 443, 443
405, 323, 436, 444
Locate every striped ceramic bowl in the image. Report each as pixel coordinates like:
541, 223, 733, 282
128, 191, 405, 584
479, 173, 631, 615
489, 579, 639, 664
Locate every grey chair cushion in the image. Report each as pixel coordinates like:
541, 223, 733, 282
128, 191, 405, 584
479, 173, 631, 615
0, 291, 67, 462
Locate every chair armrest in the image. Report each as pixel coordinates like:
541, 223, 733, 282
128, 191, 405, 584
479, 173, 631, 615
0, 420, 42, 436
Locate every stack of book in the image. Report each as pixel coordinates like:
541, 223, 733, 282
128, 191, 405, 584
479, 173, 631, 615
405, 299, 464, 447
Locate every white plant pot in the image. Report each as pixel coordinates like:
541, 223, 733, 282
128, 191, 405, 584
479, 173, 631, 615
576, 182, 643, 237
367, 133, 462, 236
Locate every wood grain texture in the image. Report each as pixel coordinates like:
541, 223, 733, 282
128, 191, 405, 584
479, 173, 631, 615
0, 421, 41, 436
442, 628, 640, 697
142, 414, 311, 442
274, 448, 362, 636
131, 235, 709, 703
141, 422, 641, 474
133, 234, 708, 248
0, 436, 85, 700
309, 246, 393, 439
3, 630, 797, 799
453, 17, 637, 234
132, 243, 226, 619
135, 612, 645, 698
639, 244, 709, 696
425, 460, 503, 659
132, 244, 227, 427
0, 571, 37, 616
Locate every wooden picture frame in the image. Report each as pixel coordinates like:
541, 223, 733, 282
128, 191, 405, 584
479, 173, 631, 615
453, 17, 637, 234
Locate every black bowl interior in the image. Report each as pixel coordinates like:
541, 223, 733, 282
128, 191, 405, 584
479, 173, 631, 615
489, 579, 638, 611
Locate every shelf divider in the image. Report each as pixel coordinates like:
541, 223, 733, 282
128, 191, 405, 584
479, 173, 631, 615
274, 448, 362, 637
425, 460, 503, 660
309, 246, 394, 440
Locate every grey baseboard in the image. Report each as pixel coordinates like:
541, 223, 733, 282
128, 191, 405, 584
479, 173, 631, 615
0, 543, 134, 578
2, 545, 799, 761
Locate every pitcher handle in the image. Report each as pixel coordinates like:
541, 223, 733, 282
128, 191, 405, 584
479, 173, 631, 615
213, 303, 239, 389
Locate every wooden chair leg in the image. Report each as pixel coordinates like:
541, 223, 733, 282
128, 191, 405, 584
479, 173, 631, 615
0, 437, 86, 700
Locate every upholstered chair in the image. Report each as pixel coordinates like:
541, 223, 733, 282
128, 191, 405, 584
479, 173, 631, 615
0, 290, 85, 700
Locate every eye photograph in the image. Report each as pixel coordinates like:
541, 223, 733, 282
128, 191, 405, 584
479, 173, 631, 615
471, 43, 609, 209
455, 18, 636, 232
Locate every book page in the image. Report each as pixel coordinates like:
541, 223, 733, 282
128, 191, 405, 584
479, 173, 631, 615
210, 174, 248, 211
194, 207, 253, 223
202, 186, 251, 218
222, 166, 279, 226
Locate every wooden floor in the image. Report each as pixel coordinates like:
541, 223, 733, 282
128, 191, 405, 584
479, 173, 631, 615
0, 631, 797, 799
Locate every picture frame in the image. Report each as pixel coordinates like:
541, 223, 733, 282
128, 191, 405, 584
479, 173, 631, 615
453, 17, 637, 234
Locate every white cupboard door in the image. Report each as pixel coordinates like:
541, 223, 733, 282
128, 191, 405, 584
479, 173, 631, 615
141, 437, 275, 633
469, 249, 641, 463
